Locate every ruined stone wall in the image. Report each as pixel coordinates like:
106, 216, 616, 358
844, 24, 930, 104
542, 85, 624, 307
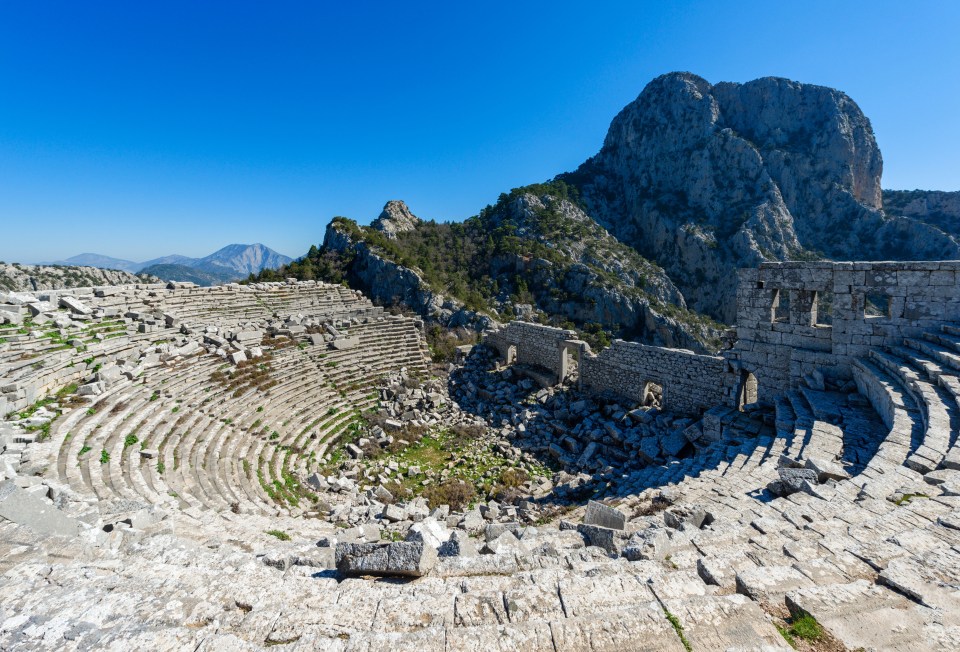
580, 340, 728, 415
487, 321, 728, 415
732, 261, 960, 402
488, 261, 960, 414
485, 321, 578, 382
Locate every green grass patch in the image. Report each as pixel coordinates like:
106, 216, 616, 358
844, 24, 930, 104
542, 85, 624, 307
895, 492, 928, 506
785, 610, 823, 642
663, 609, 692, 652
100, 449, 110, 464
123, 434, 139, 449
775, 623, 795, 647
78, 445, 91, 456
266, 529, 291, 541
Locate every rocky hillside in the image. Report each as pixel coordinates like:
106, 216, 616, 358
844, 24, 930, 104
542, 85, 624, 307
311, 189, 724, 352
0, 263, 151, 292
563, 72, 960, 321
884, 189, 960, 236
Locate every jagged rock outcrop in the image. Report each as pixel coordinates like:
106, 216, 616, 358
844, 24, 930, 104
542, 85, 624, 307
0, 263, 150, 293
371, 200, 421, 239
565, 72, 960, 321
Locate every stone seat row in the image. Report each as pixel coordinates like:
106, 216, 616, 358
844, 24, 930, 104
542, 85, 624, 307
42, 317, 429, 515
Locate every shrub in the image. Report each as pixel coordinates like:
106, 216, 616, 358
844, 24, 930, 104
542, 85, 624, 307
266, 529, 291, 541
423, 479, 476, 510
100, 450, 110, 464
498, 467, 529, 488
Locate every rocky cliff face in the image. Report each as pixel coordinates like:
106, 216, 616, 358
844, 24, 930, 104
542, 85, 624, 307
565, 72, 960, 321
0, 263, 150, 292
884, 189, 960, 236
322, 218, 492, 330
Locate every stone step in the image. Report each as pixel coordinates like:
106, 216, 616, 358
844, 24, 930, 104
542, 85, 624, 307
928, 330, 960, 355
908, 336, 960, 373
870, 349, 958, 473
942, 323, 960, 337
851, 359, 922, 473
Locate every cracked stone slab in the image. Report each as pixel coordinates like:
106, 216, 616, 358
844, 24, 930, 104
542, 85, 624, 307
664, 594, 793, 652
735, 565, 815, 604
787, 579, 960, 651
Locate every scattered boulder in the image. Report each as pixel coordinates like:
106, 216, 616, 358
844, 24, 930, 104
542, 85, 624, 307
777, 467, 820, 496
804, 456, 851, 482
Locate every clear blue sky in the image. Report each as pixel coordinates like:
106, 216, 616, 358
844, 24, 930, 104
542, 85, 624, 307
1, 1, 958, 264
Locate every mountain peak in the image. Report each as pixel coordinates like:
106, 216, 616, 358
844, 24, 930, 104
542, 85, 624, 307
372, 200, 421, 239
199, 243, 292, 276
566, 71, 958, 322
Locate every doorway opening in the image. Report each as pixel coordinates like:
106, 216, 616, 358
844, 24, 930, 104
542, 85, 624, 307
737, 370, 758, 410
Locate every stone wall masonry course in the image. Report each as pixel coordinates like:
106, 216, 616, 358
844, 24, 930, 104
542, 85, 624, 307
733, 261, 960, 402
487, 321, 727, 415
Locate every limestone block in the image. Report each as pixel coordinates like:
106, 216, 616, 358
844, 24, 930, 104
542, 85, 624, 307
58, 296, 92, 315
335, 541, 436, 577
332, 336, 360, 350
0, 480, 81, 537
583, 500, 626, 530
0, 304, 22, 325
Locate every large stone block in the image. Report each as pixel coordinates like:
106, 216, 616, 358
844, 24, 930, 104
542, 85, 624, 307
583, 500, 626, 530
332, 336, 360, 350
58, 296, 92, 315
0, 480, 81, 537
335, 541, 436, 577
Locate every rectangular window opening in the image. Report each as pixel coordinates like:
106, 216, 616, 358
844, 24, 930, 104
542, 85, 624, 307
864, 293, 890, 319
815, 290, 834, 326
772, 289, 790, 323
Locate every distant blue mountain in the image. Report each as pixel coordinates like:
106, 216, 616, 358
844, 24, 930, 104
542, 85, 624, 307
52, 253, 141, 274
51, 244, 292, 285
